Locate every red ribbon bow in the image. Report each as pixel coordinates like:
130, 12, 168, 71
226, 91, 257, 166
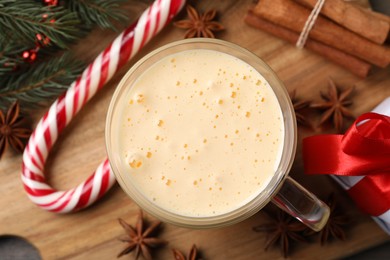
303, 112, 390, 216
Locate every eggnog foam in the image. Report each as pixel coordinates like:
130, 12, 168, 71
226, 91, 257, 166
118, 49, 284, 217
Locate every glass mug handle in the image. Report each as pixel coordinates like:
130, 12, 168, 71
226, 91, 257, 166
272, 176, 330, 231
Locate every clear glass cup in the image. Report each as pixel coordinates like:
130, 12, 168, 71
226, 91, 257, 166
106, 39, 330, 231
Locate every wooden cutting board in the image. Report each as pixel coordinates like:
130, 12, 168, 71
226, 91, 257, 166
1, 0, 389, 259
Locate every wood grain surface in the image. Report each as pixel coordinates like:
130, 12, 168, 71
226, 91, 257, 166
1, 0, 389, 259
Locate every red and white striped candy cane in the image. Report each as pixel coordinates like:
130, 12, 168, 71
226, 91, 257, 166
21, 0, 186, 213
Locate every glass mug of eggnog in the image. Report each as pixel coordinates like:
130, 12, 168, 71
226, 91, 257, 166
106, 39, 330, 231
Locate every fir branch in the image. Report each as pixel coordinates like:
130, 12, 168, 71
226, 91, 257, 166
0, 40, 32, 76
0, 39, 65, 77
64, 0, 128, 29
0, 54, 84, 110
0, 0, 85, 48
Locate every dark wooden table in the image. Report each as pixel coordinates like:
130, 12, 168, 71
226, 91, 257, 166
1, 0, 389, 259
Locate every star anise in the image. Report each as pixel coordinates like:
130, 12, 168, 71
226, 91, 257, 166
117, 210, 167, 259
174, 5, 224, 38
253, 210, 308, 258
289, 89, 311, 127
172, 244, 199, 260
311, 78, 354, 132
0, 101, 31, 159
319, 193, 349, 245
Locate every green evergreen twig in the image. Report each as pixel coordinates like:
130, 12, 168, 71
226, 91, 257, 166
0, 54, 85, 110
65, 0, 128, 29
0, 0, 130, 112
0, 0, 84, 48
0, 40, 31, 76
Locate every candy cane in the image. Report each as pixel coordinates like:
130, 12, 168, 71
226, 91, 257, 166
21, 0, 186, 213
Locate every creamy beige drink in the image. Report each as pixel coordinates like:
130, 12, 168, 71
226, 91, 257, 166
118, 49, 284, 217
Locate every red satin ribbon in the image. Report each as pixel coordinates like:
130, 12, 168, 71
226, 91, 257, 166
303, 112, 390, 216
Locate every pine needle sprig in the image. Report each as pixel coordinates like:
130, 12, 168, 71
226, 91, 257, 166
0, 0, 130, 112
0, 0, 84, 48
0, 54, 85, 110
0, 40, 31, 75
65, 0, 128, 29
0, 41, 66, 78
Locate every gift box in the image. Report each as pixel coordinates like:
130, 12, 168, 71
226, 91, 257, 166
303, 97, 390, 235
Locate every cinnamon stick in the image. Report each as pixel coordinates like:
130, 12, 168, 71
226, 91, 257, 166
366, 8, 390, 25
244, 10, 371, 78
294, 0, 389, 44
253, 0, 390, 68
